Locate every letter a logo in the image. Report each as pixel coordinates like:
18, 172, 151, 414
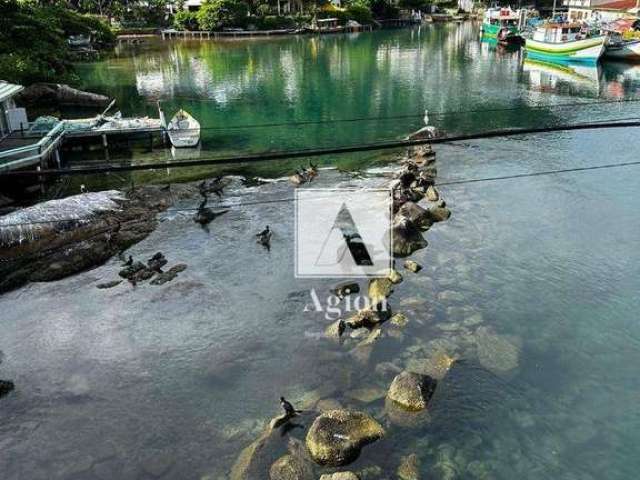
314, 203, 373, 267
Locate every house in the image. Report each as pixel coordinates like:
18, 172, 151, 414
564, 0, 639, 22
0, 82, 27, 140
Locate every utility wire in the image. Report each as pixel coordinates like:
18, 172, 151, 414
1, 157, 639, 229
152, 97, 640, 132
2, 117, 639, 179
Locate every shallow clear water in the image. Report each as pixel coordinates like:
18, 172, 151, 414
2, 23, 640, 480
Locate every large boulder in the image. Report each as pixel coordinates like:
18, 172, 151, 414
305, 410, 385, 466
387, 371, 437, 411
396, 202, 433, 231
389, 217, 428, 258
368, 278, 394, 306
230, 428, 289, 480
0, 187, 174, 293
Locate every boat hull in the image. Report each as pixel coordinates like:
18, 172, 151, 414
604, 40, 640, 62
167, 110, 201, 148
525, 36, 606, 64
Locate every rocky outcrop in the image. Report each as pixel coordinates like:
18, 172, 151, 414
0, 187, 175, 293
367, 277, 394, 306
16, 83, 110, 108
305, 410, 385, 466
387, 371, 437, 411
403, 260, 422, 273
396, 202, 433, 231
345, 308, 387, 330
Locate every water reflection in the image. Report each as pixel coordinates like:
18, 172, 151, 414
521, 59, 602, 98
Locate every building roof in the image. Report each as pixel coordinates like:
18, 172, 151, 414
592, 0, 637, 10
0, 82, 24, 103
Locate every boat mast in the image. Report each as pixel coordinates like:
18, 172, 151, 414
552, 0, 557, 18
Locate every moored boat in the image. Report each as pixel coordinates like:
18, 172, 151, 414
604, 37, 640, 61
167, 109, 200, 148
525, 23, 607, 64
481, 7, 524, 44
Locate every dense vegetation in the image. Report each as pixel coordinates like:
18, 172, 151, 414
0, 0, 443, 85
0, 0, 114, 85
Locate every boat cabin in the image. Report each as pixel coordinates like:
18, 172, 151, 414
484, 7, 521, 28
532, 23, 588, 43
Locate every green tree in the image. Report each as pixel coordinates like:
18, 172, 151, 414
197, 0, 249, 30
174, 10, 200, 30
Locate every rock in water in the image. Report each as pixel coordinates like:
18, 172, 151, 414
230, 429, 287, 480
0, 380, 15, 398
387, 371, 437, 411
387, 269, 403, 284
390, 217, 428, 257
305, 410, 385, 466
345, 308, 386, 330
397, 453, 420, 480
475, 327, 520, 375
96, 280, 122, 289
403, 260, 422, 273
396, 202, 433, 231
428, 206, 451, 223
390, 313, 409, 328
368, 278, 394, 306
269, 453, 314, 480
150, 264, 188, 285
426, 186, 440, 202
332, 282, 360, 299
320, 473, 360, 480
325, 319, 346, 340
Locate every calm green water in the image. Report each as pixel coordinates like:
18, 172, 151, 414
1, 23, 640, 480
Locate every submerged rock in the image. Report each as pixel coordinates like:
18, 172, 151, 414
397, 453, 420, 480
405, 351, 457, 380
150, 264, 188, 285
320, 473, 360, 480
475, 327, 520, 375
345, 387, 386, 404
305, 410, 385, 466
96, 280, 122, 289
230, 429, 286, 480
387, 371, 437, 411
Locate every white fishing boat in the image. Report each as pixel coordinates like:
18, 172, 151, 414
167, 109, 200, 148
524, 23, 607, 64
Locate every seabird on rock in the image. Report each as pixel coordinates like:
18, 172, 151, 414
280, 397, 302, 417
122, 255, 133, 267
194, 195, 229, 227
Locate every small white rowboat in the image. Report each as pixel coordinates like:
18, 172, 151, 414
167, 109, 200, 148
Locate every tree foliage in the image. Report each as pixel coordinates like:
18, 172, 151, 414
197, 0, 249, 30
0, 0, 114, 85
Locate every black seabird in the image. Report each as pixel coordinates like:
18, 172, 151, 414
280, 397, 302, 417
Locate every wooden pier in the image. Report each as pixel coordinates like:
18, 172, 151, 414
160, 24, 373, 40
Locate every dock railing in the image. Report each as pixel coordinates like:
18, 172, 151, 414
0, 121, 66, 172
